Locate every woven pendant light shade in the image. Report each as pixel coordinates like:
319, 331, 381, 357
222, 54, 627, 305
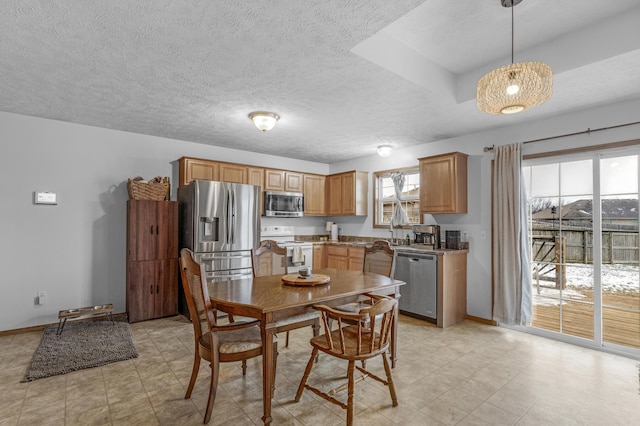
477, 61, 553, 114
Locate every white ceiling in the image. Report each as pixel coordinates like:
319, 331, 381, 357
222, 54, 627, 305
2, 0, 639, 163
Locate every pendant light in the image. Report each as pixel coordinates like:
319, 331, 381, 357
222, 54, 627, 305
477, 0, 552, 115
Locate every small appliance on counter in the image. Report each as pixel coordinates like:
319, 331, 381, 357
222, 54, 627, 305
445, 230, 462, 249
413, 225, 440, 249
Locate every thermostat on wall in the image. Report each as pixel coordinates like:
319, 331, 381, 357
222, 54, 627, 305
34, 191, 58, 205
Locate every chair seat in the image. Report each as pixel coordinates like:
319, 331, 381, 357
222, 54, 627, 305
275, 311, 319, 328
200, 327, 263, 354
310, 325, 387, 360
332, 302, 363, 314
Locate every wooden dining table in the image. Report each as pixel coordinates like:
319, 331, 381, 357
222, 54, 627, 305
207, 267, 405, 425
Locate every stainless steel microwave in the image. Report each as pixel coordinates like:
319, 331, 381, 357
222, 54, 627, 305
263, 191, 304, 217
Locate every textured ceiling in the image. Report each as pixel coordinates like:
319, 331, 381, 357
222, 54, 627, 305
1, 0, 640, 163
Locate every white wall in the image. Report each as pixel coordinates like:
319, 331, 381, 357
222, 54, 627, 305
0, 112, 329, 330
1, 98, 639, 330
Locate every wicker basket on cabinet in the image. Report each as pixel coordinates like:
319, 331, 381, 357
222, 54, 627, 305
127, 176, 170, 201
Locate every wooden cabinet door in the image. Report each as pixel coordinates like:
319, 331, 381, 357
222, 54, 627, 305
179, 157, 219, 186
303, 174, 325, 215
127, 200, 157, 261
326, 174, 343, 215
327, 254, 348, 269
247, 167, 264, 186
341, 173, 356, 215
313, 244, 326, 268
247, 167, 265, 214
155, 201, 178, 260
127, 260, 155, 323
348, 247, 364, 271
327, 245, 348, 269
419, 152, 467, 214
220, 163, 247, 183
285, 172, 303, 192
264, 169, 285, 191
154, 258, 178, 318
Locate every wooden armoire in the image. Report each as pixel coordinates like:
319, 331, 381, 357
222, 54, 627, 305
126, 199, 178, 323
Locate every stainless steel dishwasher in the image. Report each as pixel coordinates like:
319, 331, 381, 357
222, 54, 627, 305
394, 252, 437, 321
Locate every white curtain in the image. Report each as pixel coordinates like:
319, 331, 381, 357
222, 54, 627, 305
390, 172, 409, 228
492, 143, 532, 325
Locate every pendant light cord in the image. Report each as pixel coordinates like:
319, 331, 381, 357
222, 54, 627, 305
510, 2, 515, 64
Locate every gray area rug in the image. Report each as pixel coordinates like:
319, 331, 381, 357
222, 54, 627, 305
22, 320, 138, 382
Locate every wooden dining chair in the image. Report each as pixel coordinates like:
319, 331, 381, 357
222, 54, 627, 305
363, 240, 396, 276
295, 293, 399, 426
252, 240, 320, 347
180, 248, 275, 424
330, 240, 398, 366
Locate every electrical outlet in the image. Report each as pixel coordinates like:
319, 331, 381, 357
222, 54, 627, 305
480, 231, 486, 240
37, 291, 48, 305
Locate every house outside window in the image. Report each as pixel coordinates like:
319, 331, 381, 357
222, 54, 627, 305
374, 167, 421, 228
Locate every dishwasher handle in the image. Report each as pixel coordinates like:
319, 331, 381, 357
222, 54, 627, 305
397, 252, 436, 262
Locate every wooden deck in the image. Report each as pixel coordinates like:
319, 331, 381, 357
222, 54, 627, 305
531, 292, 640, 349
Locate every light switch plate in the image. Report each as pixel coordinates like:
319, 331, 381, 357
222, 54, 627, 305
34, 191, 57, 205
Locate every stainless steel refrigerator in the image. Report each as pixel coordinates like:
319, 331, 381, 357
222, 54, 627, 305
178, 180, 260, 315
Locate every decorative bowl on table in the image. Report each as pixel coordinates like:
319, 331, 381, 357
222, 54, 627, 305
299, 266, 312, 278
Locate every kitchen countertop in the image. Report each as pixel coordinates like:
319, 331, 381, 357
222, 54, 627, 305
312, 241, 468, 255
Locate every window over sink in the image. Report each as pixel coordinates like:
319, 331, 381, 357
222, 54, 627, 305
373, 167, 421, 228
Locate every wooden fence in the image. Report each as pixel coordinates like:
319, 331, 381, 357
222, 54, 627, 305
531, 221, 638, 291
532, 222, 639, 264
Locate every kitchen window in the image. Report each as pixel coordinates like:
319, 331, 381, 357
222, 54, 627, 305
373, 167, 421, 228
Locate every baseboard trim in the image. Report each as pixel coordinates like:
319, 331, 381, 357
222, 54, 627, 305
466, 315, 497, 326
0, 312, 128, 337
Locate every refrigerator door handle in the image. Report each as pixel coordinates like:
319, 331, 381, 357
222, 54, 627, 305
226, 188, 232, 245
230, 187, 236, 244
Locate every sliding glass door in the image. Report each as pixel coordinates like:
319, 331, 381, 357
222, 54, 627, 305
523, 149, 639, 355
599, 155, 639, 349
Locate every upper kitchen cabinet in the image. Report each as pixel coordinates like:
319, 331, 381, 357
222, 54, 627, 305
179, 157, 219, 186
303, 173, 325, 216
326, 171, 368, 216
247, 167, 265, 215
178, 157, 264, 188
264, 169, 304, 192
219, 163, 248, 183
419, 152, 468, 214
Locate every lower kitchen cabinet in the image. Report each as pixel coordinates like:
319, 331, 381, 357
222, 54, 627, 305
326, 245, 364, 271
437, 251, 467, 328
313, 244, 326, 269
126, 258, 178, 323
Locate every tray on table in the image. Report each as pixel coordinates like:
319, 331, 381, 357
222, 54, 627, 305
281, 273, 330, 286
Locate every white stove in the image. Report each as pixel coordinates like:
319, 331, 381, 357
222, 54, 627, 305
261, 225, 313, 271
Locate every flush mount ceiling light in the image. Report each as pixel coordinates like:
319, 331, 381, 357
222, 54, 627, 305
477, 0, 553, 115
248, 111, 280, 132
377, 145, 393, 157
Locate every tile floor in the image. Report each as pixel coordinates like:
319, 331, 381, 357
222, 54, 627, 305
0, 315, 639, 425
